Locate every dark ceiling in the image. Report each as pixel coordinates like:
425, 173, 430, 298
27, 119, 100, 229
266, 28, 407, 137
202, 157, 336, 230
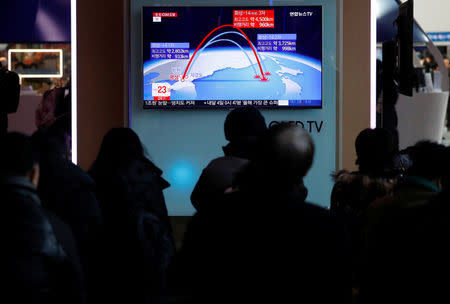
0, 0, 431, 44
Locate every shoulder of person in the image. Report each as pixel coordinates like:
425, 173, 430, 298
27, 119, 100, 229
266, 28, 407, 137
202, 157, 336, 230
209, 155, 248, 165
203, 156, 249, 179
63, 161, 95, 188
118, 158, 170, 189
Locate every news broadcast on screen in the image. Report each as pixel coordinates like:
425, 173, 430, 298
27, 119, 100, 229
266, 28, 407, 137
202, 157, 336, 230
142, 6, 322, 109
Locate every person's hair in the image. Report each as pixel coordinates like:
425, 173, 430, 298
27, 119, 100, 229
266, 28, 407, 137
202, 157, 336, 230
424, 52, 434, 60
331, 170, 394, 217
89, 128, 146, 177
355, 128, 396, 177
0, 132, 37, 176
406, 140, 446, 180
222, 107, 267, 159
234, 123, 314, 189
224, 106, 267, 142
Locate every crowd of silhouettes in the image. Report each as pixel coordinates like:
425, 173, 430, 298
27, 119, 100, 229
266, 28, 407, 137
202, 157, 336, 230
2, 72, 450, 303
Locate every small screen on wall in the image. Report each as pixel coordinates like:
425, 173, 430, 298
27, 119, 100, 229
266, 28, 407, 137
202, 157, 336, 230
142, 6, 322, 109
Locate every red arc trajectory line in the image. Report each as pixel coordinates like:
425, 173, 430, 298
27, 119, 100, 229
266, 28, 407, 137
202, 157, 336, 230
182, 24, 267, 80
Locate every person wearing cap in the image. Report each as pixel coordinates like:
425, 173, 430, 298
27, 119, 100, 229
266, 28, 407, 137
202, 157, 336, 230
190, 106, 267, 211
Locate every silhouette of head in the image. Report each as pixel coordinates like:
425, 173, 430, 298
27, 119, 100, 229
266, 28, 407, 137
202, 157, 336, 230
0, 132, 39, 186
444, 57, 450, 69
223, 107, 267, 159
89, 128, 146, 180
355, 128, 395, 176
424, 52, 435, 63
36, 88, 67, 129
235, 123, 314, 189
406, 140, 446, 181
94, 128, 144, 164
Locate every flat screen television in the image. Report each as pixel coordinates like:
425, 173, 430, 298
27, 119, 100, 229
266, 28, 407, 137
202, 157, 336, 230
8, 49, 63, 79
142, 6, 322, 108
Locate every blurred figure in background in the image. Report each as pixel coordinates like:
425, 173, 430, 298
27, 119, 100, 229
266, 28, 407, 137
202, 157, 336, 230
423, 52, 438, 73
35, 87, 63, 129
444, 56, 450, 74
35, 85, 72, 157
89, 128, 174, 304
190, 106, 267, 211
1, 132, 85, 304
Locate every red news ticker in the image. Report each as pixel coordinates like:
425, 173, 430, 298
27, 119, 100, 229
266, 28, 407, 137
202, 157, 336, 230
233, 10, 274, 28
154, 96, 170, 101
153, 12, 178, 17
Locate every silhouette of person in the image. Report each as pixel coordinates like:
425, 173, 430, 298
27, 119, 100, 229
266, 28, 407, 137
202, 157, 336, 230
360, 141, 447, 304
89, 128, 174, 304
32, 127, 102, 304
190, 106, 267, 211
1, 132, 85, 304
178, 123, 351, 303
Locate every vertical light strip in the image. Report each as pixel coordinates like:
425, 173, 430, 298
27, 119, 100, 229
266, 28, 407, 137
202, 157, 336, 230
71, 0, 78, 164
370, 0, 377, 128
338, 0, 344, 170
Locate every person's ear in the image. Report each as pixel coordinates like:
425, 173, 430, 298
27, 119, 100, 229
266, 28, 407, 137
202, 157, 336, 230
28, 164, 40, 188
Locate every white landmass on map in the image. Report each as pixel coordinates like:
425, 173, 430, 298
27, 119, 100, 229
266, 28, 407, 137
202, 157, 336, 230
264, 52, 322, 71
275, 65, 303, 77
170, 80, 197, 97
282, 77, 302, 96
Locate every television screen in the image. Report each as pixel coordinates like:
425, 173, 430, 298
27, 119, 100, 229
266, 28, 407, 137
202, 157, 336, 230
8, 49, 63, 79
142, 6, 322, 108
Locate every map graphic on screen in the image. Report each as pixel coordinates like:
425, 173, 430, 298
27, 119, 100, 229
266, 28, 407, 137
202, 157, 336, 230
142, 6, 322, 108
